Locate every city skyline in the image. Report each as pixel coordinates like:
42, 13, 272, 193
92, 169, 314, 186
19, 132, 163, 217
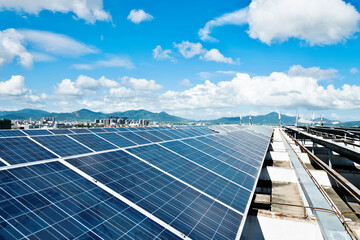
1, 0, 360, 121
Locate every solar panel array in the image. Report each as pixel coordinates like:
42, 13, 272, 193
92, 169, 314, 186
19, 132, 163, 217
0, 125, 272, 239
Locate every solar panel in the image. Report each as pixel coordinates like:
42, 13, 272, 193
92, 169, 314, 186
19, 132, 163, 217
127, 144, 251, 213
96, 133, 137, 148
22, 129, 53, 136
69, 128, 91, 134
32, 135, 92, 157
0, 125, 272, 239
103, 128, 119, 132
0, 130, 25, 138
69, 134, 117, 152
88, 128, 106, 133
158, 129, 182, 139
117, 132, 151, 145
148, 130, 173, 141
116, 128, 130, 132
0, 161, 180, 239
183, 137, 258, 176
67, 150, 243, 239
0, 137, 58, 165
48, 129, 73, 135
201, 136, 263, 168
134, 131, 163, 143
161, 140, 256, 190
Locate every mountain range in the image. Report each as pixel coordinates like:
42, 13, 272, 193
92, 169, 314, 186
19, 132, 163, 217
0, 109, 359, 126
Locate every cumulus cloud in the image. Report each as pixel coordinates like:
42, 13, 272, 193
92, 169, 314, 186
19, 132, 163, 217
199, 8, 248, 42
0, 28, 33, 68
127, 9, 153, 24
288, 65, 338, 80
121, 77, 162, 91
158, 69, 360, 111
173, 41, 235, 64
201, 49, 236, 64
54, 75, 119, 96
180, 78, 193, 87
174, 41, 205, 58
0, 75, 28, 95
200, 0, 360, 45
72, 56, 134, 70
152, 45, 175, 62
0, 28, 97, 68
19, 29, 98, 57
350, 67, 358, 74
0, 0, 111, 24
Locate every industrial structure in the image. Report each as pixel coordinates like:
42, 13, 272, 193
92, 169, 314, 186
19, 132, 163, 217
0, 124, 359, 239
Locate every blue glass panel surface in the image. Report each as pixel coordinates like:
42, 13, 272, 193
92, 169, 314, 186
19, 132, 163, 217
134, 131, 163, 143
69, 129, 91, 134
67, 151, 242, 240
48, 129, 73, 135
127, 145, 251, 213
117, 132, 151, 145
32, 135, 92, 157
0, 162, 178, 239
23, 130, 53, 136
88, 128, 106, 133
97, 133, 136, 148
161, 140, 256, 190
0, 137, 57, 164
69, 134, 117, 151
0, 130, 25, 137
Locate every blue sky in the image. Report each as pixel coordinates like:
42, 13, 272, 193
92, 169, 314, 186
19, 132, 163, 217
0, 0, 360, 121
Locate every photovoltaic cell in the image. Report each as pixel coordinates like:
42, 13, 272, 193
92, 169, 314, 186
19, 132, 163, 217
0, 161, 180, 239
127, 144, 251, 213
148, 130, 173, 141
134, 131, 163, 143
88, 128, 106, 133
48, 129, 73, 135
32, 135, 92, 157
161, 140, 256, 190
69, 129, 91, 134
115, 128, 130, 132
22, 130, 53, 136
0, 137, 57, 165
96, 133, 136, 148
69, 134, 117, 152
158, 130, 182, 140
0, 130, 25, 138
103, 128, 118, 132
117, 132, 151, 145
67, 150, 243, 239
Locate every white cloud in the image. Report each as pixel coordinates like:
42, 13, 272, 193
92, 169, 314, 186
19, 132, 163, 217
0, 75, 28, 95
201, 49, 236, 64
180, 78, 193, 87
173, 41, 235, 64
121, 77, 163, 91
54, 75, 120, 96
174, 41, 205, 58
152, 45, 175, 62
127, 9, 153, 24
72, 56, 134, 70
0, 28, 33, 68
54, 79, 83, 96
199, 0, 360, 45
199, 8, 248, 42
19, 29, 97, 57
350, 67, 358, 74
158, 70, 360, 110
288, 65, 338, 80
0, 0, 111, 24
109, 87, 133, 98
